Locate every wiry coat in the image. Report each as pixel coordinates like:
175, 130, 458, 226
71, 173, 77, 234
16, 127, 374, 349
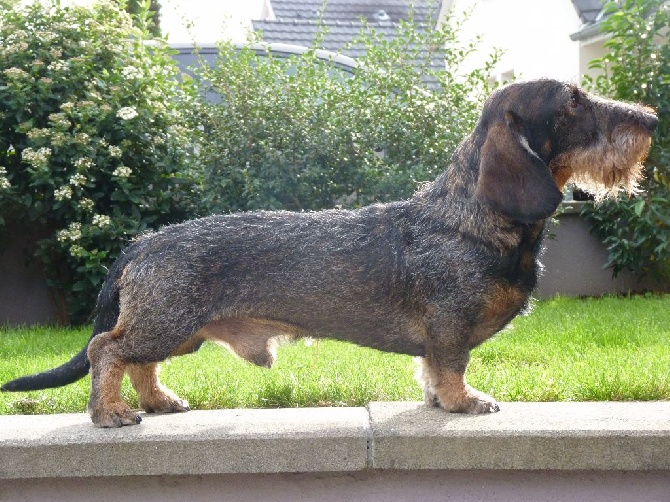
2, 79, 657, 427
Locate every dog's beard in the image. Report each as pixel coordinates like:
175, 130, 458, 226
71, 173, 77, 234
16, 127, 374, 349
553, 127, 650, 201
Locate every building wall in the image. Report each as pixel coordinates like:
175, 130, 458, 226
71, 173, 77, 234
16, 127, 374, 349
441, 0, 583, 83
576, 35, 609, 78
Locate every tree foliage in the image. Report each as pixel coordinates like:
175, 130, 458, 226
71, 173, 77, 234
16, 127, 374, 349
583, 0, 670, 280
191, 15, 501, 213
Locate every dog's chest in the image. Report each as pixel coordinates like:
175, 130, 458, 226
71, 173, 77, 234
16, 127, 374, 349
468, 225, 544, 347
468, 283, 528, 347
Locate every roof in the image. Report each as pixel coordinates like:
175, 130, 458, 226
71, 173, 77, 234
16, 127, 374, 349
252, 19, 436, 62
571, 0, 605, 24
268, 0, 436, 24
570, 0, 607, 41
252, 0, 444, 87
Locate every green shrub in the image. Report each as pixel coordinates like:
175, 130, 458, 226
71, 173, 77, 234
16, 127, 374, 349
583, 0, 670, 280
191, 14, 501, 213
0, 0, 198, 323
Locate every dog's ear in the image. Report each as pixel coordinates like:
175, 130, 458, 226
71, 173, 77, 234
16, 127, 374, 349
475, 111, 563, 224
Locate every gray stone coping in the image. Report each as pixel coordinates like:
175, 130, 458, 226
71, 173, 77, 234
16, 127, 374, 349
1, 402, 668, 479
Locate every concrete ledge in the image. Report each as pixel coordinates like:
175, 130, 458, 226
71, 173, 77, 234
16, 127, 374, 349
1, 402, 669, 480
0, 407, 369, 479
369, 402, 670, 471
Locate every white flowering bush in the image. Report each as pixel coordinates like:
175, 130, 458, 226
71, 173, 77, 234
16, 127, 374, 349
0, 0, 198, 322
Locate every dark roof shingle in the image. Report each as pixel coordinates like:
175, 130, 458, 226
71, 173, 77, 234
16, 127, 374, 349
571, 0, 605, 24
269, 0, 436, 24
253, 0, 444, 87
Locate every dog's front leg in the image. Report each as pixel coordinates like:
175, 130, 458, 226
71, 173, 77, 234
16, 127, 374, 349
418, 330, 499, 414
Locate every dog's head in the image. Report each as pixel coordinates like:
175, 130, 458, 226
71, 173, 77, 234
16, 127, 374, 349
474, 79, 657, 224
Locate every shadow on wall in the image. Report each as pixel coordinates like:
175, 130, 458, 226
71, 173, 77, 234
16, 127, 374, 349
0, 226, 67, 325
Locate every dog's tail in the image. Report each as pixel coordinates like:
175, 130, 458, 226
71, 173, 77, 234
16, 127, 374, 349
1, 245, 136, 392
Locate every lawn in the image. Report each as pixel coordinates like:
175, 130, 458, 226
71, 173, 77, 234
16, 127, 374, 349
0, 295, 668, 415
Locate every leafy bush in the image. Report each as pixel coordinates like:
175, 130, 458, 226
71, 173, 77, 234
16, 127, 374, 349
582, 0, 670, 280
191, 15, 501, 213
0, 0, 198, 323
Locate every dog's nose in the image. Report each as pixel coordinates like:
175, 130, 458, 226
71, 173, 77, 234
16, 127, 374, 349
642, 113, 658, 132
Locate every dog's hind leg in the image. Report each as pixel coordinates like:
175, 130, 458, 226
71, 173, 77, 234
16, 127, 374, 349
125, 335, 205, 414
126, 363, 190, 414
87, 330, 141, 427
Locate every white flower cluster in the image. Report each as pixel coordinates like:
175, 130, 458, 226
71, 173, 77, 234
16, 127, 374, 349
48, 113, 70, 129
108, 145, 123, 157
69, 173, 87, 187
79, 198, 94, 211
0, 166, 10, 190
2, 42, 29, 55
69, 244, 85, 258
116, 107, 138, 120
22, 147, 52, 167
36, 31, 56, 42
74, 157, 93, 170
54, 185, 73, 201
26, 128, 52, 141
92, 214, 111, 227
112, 165, 132, 178
48, 60, 69, 72
57, 222, 82, 243
73, 132, 90, 145
50, 132, 67, 146
3, 67, 29, 79
121, 66, 142, 80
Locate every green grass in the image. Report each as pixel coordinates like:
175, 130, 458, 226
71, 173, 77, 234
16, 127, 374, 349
1, 295, 668, 415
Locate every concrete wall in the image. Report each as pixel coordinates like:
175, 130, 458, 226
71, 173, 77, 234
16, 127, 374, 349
1, 402, 669, 501
536, 205, 668, 297
0, 208, 666, 325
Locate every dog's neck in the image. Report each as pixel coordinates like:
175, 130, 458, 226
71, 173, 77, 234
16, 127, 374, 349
410, 135, 546, 254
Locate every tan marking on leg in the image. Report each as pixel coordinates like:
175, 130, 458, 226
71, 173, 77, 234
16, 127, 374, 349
417, 358, 499, 414
127, 363, 190, 414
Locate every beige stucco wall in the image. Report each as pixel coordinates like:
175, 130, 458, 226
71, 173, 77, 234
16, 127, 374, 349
440, 0, 583, 82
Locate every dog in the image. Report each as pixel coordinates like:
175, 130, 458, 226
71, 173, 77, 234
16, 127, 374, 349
2, 79, 657, 427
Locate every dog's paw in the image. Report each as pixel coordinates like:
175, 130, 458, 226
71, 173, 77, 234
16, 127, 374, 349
139, 389, 190, 414
90, 402, 142, 428
461, 395, 500, 414
422, 388, 441, 408
142, 397, 190, 414
436, 385, 500, 414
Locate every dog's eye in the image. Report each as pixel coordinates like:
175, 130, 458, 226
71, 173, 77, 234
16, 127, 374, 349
570, 91, 582, 109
